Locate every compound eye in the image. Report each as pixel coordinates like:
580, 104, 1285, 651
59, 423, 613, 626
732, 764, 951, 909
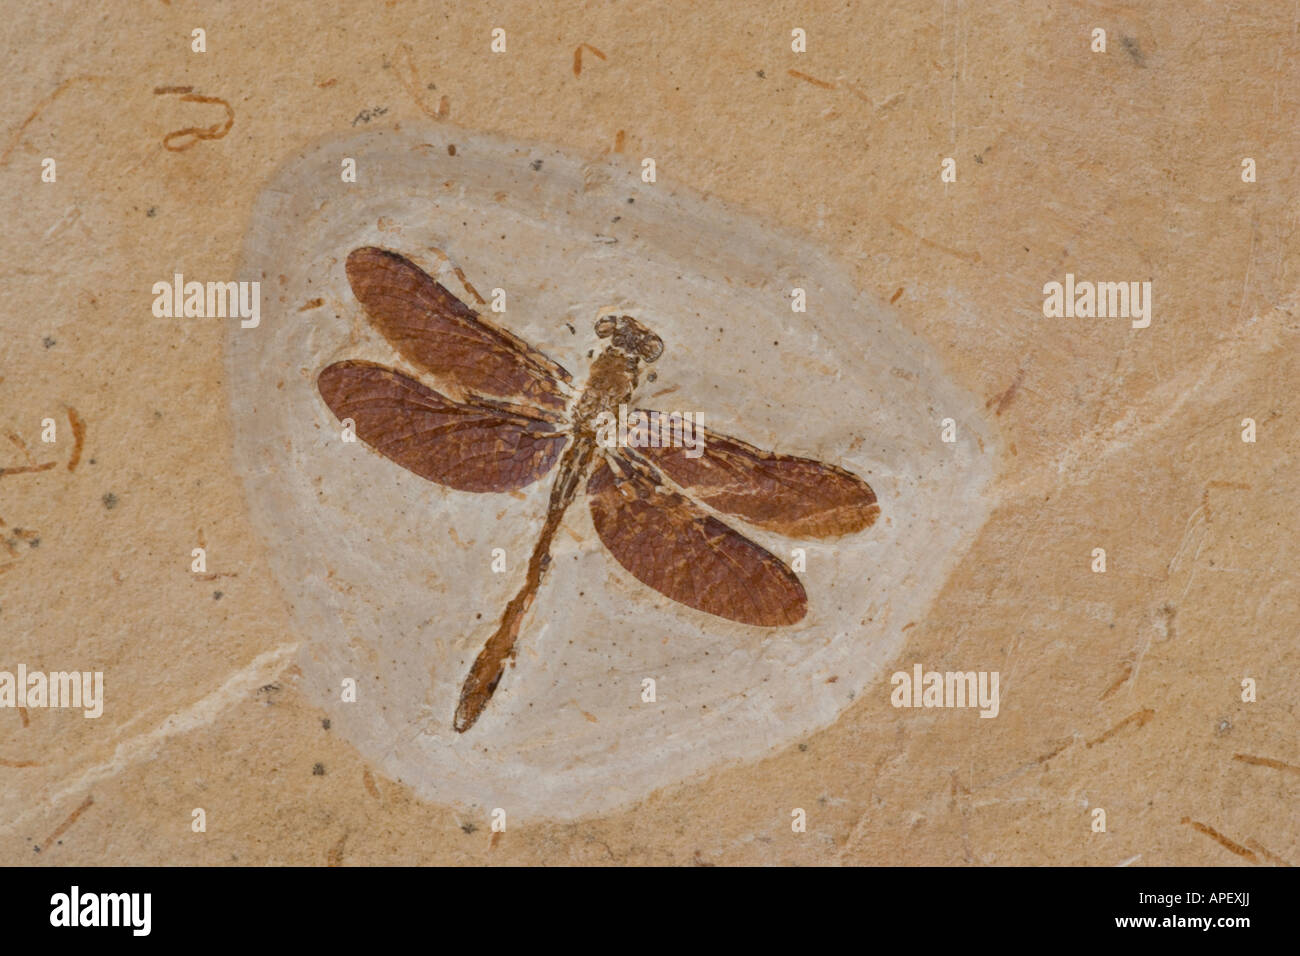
638, 334, 664, 363
595, 315, 617, 338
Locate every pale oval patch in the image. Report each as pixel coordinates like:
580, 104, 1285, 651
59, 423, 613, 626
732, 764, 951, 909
231, 125, 996, 819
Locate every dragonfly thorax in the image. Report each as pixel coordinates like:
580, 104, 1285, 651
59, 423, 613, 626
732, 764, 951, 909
573, 348, 642, 427
571, 316, 662, 427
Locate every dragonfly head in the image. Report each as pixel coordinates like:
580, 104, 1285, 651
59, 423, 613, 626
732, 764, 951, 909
595, 315, 663, 364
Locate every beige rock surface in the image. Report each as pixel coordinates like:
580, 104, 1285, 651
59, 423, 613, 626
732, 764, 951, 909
1, 1, 1296, 865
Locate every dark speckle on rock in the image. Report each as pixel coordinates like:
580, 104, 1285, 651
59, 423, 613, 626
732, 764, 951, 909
530, 159, 543, 171
312, 763, 326, 776
1121, 36, 1146, 66
460, 822, 478, 834
42, 336, 56, 348
213, 590, 222, 600
322, 718, 331, 730
146, 207, 157, 217
351, 106, 389, 126
101, 493, 118, 510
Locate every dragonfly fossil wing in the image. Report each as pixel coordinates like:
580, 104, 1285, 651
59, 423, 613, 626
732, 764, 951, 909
318, 360, 567, 493
626, 412, 880, 539
345, 246, 573, 412
587, 456, 807, 627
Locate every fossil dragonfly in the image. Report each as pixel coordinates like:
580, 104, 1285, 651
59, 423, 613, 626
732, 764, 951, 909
318, 247, 881, 732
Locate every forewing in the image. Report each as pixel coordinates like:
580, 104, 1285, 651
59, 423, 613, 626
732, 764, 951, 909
626, 411, 879, 538
318, 360, 566, 493
587, 458, 806, 627
345, 246, 572, 412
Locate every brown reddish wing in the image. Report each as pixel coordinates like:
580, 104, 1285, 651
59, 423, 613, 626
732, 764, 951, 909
625, 412, 879, 538
587, 457, 807, 627
318, 360, 567, 493
345, 247, 572, 412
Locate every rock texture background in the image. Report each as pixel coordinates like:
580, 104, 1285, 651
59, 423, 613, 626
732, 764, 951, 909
1, 1, 1296, 865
